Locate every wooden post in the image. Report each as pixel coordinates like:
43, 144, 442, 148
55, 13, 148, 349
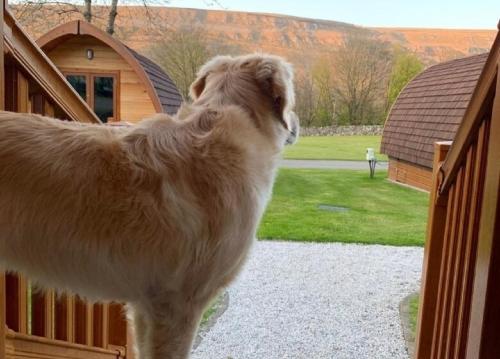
74, 296, 93, 345
414, 141, 451, 359
1, 0, 6, 356
0, 0, 4, 111
466, 63, 500, 359
32, 290, 55, 339
0, 274, 6, 359
55, 294, 75, 342
108, 303, 127, 347
93, 303, 109, 348
5, 274, 28, 334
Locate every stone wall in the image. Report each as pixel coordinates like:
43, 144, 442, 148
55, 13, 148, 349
301, 125, 383, 136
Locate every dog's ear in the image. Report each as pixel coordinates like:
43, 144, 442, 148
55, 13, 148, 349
190, 56, 233, 100
190, 75, 207, 100
254, 56, 295, 128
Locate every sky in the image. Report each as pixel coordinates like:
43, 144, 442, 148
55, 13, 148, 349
162, 0, 500, 29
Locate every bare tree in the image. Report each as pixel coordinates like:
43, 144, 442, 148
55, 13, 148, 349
10, 0, 176, 36
83, 0, 92, 22
311, 57, 336, 126
106, 0, 118, 34
332, 32, 393, 125
294, 71, 316, 127
148, 27, 210, 100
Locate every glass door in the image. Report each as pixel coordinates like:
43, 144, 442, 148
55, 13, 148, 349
65, 72, 118, 123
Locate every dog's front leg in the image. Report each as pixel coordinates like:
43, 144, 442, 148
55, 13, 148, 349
127, 304, 152, 359
135, 297, 203, 359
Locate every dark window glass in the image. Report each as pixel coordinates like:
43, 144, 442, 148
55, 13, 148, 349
93, 76, 114, 123
66, 75, 86, 101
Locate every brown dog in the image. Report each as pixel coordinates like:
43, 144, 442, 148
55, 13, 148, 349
0, 53, 298, 358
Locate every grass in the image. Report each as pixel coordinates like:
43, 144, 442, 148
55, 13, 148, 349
409, 294, 420, 333
283, 135, 388, 162
201, 299, 218, 326
258, 169, 429, 246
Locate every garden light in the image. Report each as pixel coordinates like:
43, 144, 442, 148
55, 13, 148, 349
366, 147, 376, 178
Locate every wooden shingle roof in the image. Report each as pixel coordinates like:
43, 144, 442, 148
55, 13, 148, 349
381, 53, 488, 168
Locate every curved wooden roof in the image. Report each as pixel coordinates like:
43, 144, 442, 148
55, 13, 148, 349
37, 20, 182, 115
381, 53, 488, 168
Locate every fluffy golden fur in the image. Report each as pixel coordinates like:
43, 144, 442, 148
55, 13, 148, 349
0, 53, 298, 359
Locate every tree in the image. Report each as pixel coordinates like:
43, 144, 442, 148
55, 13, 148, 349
332, 32, 393, 125
294, 71, 316, 127
148, 27, 211, 100
311, 57, 336, 126
11, 0, 172, 35
386, 48, 424, 111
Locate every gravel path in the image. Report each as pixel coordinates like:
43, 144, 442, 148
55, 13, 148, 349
192, 241, 423, 359
280, 159, 388, 170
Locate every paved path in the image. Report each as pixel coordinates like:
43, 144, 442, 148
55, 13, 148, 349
280, 159, 388, 170
193, 241, 423, 359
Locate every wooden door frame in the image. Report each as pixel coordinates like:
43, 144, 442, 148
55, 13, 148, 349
1, 4, 6, 359
62, 69, 120, 122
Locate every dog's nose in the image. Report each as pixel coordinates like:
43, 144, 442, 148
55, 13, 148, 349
285, 112, 299, 145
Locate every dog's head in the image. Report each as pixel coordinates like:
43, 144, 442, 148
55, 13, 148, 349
190, 54, 299, 146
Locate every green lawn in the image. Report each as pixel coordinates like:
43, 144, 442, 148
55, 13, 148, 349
258, 169, 428, 246
409, 294, 420, 333
283, 135, 388, 161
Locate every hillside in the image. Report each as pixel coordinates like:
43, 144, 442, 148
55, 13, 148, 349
11, 5, 496, 65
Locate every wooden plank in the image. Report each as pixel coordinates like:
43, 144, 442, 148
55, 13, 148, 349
444, 147, 473, 356
93, 304, 109, 348
454, 120, 488, 358
1, 0, 4, 111
466, 63, 500, 359
55, 294, 75, 342
5, 274, 28, 334
16, 71, 29, 113
108, 304, 126, 347
414, 141, 450, 359
434, 170, 462, 359
0, 273, 6, 359
5, 329, 123, 359
75, 297, 93, 345
44, 99, 55, 117
31, 290, 55, 339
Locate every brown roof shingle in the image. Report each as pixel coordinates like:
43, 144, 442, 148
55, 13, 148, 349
381, 53, 488, 168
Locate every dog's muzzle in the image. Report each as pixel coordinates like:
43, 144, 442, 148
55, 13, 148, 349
285, 112, 300, 145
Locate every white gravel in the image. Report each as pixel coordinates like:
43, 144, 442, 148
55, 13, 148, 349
192, 241, 423, 359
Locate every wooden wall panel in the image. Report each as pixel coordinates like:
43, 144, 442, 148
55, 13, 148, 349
47, 36, 157, 123
388, 158, 433, 191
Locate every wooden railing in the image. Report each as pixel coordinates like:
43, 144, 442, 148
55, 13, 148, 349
414, 27, 500, 359
1, 273, 133, 359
